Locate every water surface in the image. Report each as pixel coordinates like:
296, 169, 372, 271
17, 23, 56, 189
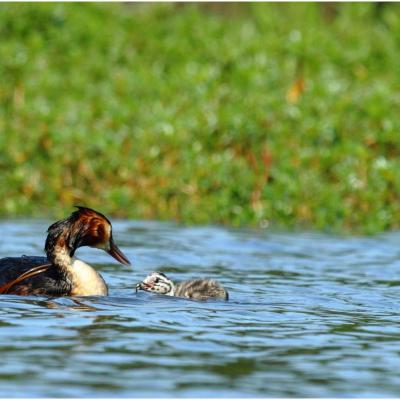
1, 219, 400, 397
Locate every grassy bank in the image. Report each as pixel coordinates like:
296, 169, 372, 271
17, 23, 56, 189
1, 3, 400, 233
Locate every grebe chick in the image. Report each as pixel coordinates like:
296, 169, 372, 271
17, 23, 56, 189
136, 272, 228, 301
0, 207, 131, 296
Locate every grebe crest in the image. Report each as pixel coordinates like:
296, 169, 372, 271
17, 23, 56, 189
45, 206, 130, 265
136, 271, 228, 301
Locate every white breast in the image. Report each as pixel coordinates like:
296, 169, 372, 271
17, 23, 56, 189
69, 259, 108, 296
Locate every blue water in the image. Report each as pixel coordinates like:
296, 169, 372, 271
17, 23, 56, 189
1, 219, 400, 397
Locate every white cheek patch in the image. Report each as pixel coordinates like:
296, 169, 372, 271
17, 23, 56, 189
143, 276, 155, 285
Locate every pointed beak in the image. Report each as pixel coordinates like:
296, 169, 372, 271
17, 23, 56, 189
135, 281, 152, 292
107, 238, 131, 265
135, 282, 143, 293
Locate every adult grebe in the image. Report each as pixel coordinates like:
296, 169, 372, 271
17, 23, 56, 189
0, 207, 131, 296
136, 272, 228, 301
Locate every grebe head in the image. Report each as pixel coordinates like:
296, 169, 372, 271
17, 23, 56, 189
136, 272, 174, 295
45, 206, 131, 265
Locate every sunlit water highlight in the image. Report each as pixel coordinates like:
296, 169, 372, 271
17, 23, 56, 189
1, 219, 400, 397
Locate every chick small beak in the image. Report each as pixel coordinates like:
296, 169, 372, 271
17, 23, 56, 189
135, 282, 143, 293
136, 281, 152, 292
107, 238, 131, 265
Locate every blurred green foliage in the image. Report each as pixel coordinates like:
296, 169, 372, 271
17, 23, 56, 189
1, 3, 400, 233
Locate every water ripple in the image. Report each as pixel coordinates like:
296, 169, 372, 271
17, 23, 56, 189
0, 220, 400, 396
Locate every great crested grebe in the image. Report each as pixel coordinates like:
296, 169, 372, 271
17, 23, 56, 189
136, 272, 228, 301
0, 207, 130, 296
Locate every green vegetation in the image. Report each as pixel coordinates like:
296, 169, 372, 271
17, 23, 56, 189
1, 3, 400, 233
